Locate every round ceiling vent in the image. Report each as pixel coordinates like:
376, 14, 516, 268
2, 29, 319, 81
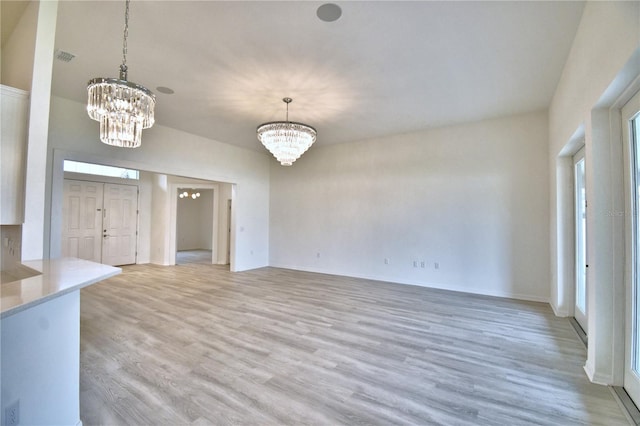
317, 3, 342, 22
156, 86, 175, 95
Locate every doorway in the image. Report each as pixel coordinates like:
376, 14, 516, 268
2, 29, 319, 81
573, 146, 588, 334
176, 188, 213, 265
61, 179, 138, 266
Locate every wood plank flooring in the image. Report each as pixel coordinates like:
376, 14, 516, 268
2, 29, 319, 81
176, 250, 213, 265
80, 264, 628, 425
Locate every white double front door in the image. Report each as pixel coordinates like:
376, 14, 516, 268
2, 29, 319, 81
62, 179, 138, 266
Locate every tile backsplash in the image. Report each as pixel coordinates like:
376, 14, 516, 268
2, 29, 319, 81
1, 225, 22, 271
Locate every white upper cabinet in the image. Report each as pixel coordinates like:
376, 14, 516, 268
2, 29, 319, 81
1, 85, 30, 224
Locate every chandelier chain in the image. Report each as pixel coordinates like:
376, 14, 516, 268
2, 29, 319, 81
283, 97, 293, 122
120, 0, 130, 79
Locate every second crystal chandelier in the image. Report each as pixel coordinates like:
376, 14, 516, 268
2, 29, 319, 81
257, 98, 317, 166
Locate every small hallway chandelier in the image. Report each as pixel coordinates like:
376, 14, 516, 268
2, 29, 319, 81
257, 98, 317, 166
87, 0, 155, 148
179, 190, 201, 200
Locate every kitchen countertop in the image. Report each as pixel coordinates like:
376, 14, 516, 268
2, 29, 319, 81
1, 258, 121, 319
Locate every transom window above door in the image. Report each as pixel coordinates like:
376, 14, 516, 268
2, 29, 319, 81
63, 160, 139, 180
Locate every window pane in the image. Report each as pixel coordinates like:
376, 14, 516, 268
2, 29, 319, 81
63, 160, 139, 180
575, 158, 586, 313
632, 115, 640, 373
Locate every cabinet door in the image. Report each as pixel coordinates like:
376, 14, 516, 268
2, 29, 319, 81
0, 85, 29, 224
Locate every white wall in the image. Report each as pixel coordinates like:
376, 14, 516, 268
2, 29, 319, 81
1, 291, 81, 426
201, 189, 214, 250
177, 189, 213, 250
150, 173, 171, 265
270, 111, 550, 302
550, 2, 639, 155
548, 0, 639, 385
22, 0, 57, 261
137, 171, 153, 264
47, 96, 270, 271
1, 0, 37, 90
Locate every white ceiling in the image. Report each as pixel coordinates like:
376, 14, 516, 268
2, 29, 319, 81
51, 1, 585, 151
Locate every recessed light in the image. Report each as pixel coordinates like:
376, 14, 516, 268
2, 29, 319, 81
317, 3, 342, 22
156, 86, 174, 95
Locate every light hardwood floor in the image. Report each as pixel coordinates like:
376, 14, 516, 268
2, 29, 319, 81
80, 264, 628, 425
176, 249, 213, 265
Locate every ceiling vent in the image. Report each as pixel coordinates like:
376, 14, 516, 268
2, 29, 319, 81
55, 49, 75, 63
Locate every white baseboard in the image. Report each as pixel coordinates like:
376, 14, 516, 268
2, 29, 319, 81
269, 263, 550, 304
584, 361, 614, 386
550, 302, 569, 317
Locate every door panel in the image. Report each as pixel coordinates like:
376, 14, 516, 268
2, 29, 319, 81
624, 88, 640, 405
102, 183, 138, 266
62, 180, 103, 263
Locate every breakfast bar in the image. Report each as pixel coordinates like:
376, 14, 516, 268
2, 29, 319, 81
1, 258, 120, 425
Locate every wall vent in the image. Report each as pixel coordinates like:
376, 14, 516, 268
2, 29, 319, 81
55, 49, 75, 62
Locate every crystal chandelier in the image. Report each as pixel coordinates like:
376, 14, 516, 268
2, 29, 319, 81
257, 98, 317, 166
87, 0, 155, 148
179, 190, 201, 200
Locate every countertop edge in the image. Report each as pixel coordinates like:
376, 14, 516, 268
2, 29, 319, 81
1, 260, 122, 319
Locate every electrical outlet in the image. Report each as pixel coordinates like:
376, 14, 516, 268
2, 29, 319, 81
316, 252, 321, 258
5, 400, 19, 426
434, 262, 439, 270
384, 258, 389, 265
413, 260, 418, 268
420, 261, 425, 268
